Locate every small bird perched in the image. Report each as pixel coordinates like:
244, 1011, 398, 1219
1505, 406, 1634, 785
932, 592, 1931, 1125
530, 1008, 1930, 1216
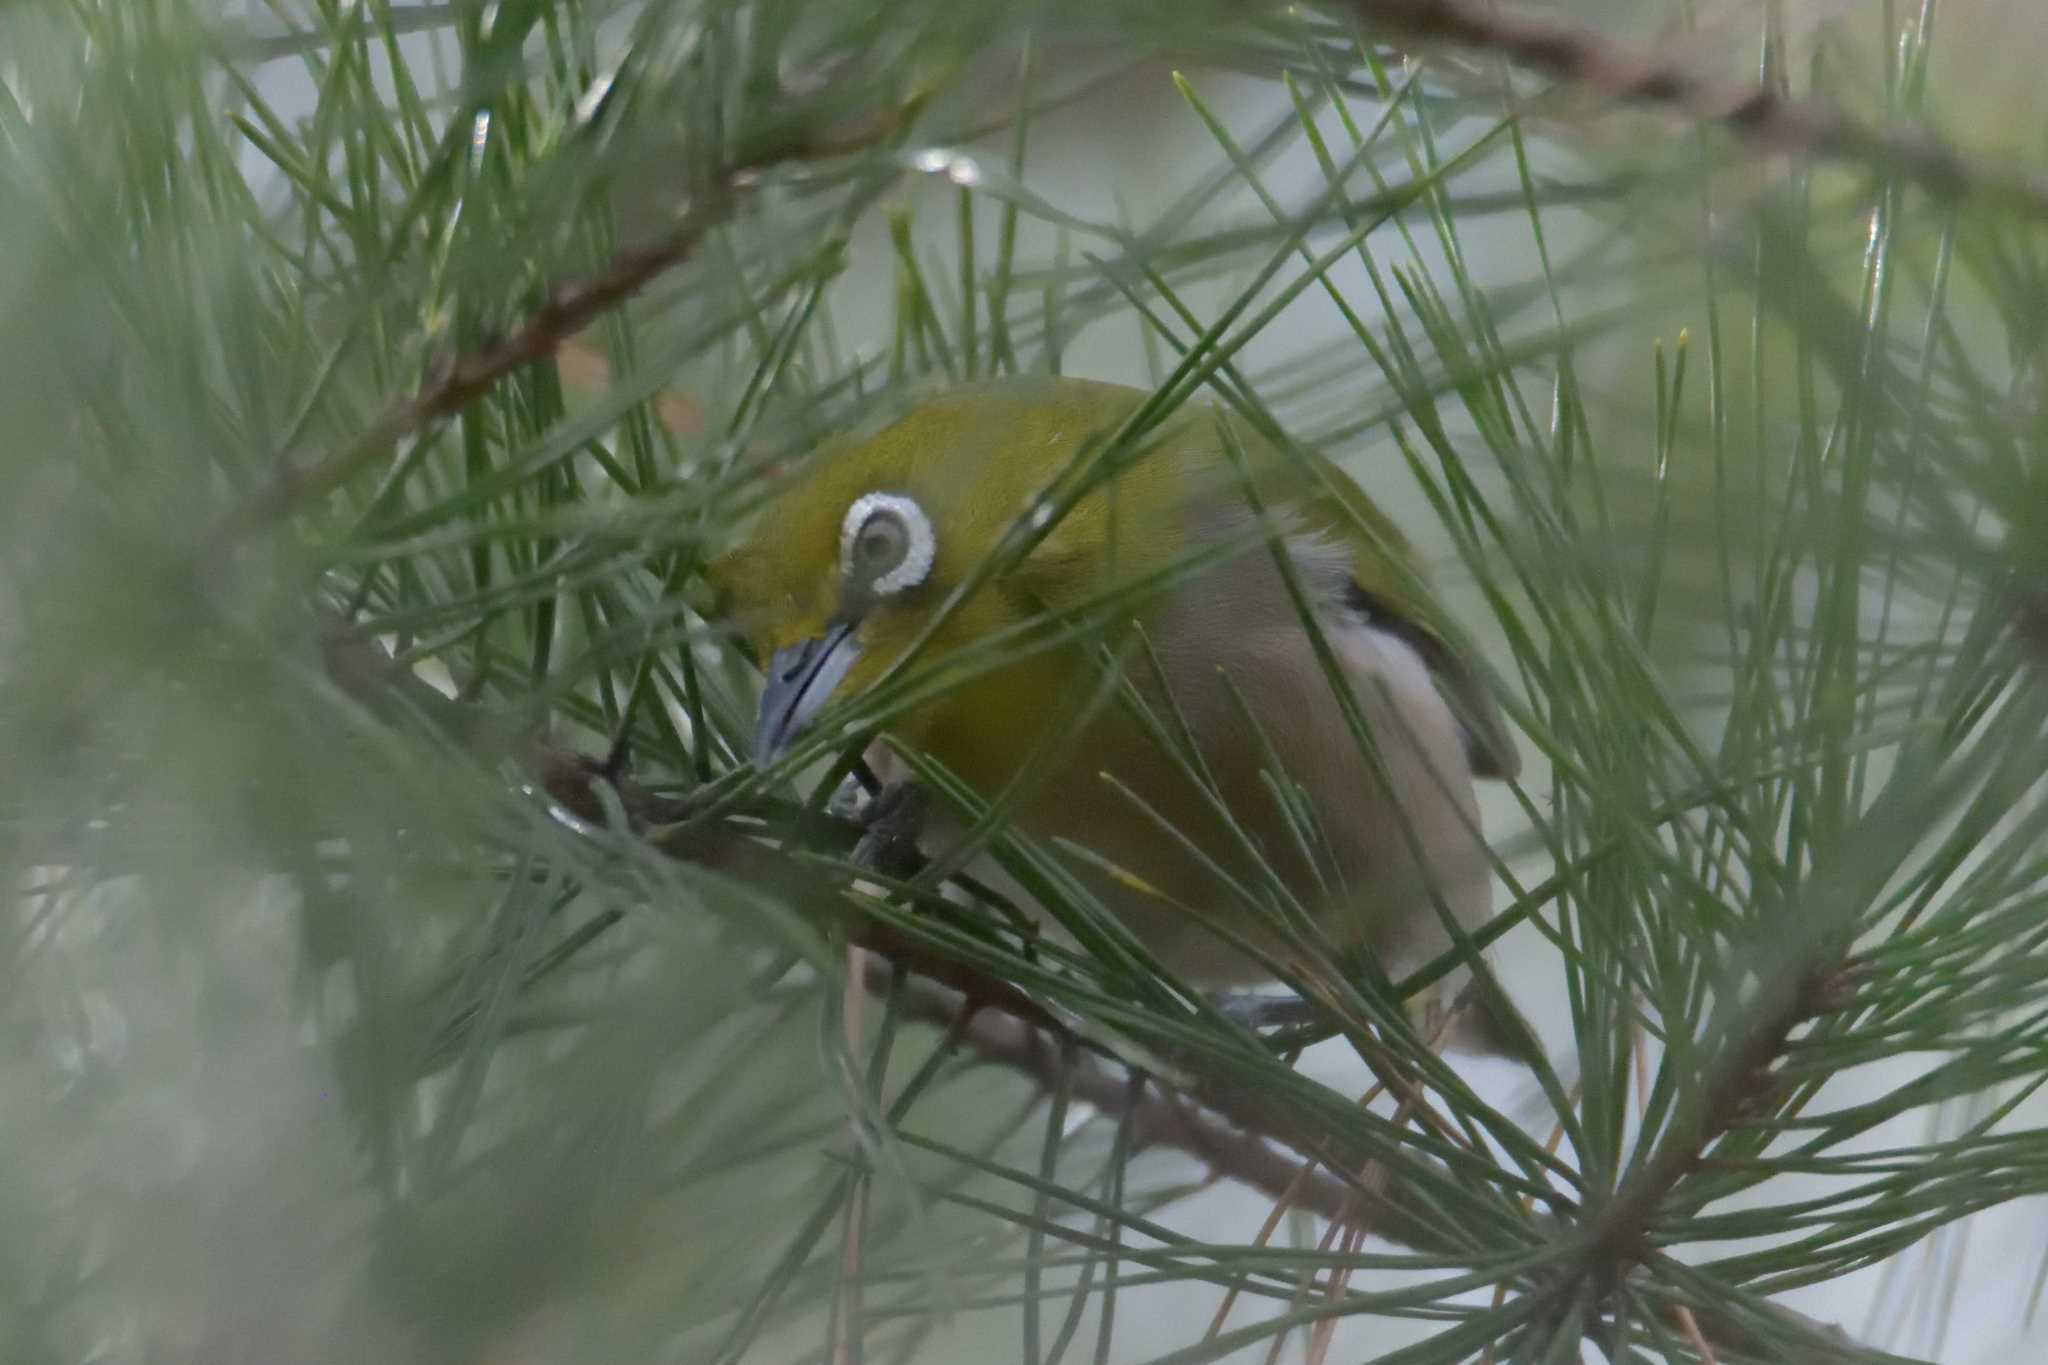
711, 377, 1522, 1049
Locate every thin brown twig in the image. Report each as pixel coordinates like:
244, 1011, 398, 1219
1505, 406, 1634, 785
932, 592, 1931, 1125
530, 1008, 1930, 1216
1676, 1304, 1719, 1365
1271, 1204, 1351, 1365
1341, 0, 2048, 215
1201, 1037, 1334, 1348
1202, 1144, 1309, 1342
1306, 1012, 1456, 1365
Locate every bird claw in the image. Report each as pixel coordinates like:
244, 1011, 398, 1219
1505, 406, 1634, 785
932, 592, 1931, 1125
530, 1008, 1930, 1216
851, 780, 929, 878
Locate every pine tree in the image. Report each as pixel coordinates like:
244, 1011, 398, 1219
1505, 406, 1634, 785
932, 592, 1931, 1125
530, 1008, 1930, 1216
4, 3, 2046, 1361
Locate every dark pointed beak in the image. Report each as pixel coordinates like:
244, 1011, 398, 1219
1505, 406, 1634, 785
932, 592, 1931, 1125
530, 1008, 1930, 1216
754, 620, 863, 765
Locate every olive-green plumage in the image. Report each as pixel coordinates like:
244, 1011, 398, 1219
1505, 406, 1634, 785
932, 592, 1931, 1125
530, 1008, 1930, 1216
713, 377, 1518, 1031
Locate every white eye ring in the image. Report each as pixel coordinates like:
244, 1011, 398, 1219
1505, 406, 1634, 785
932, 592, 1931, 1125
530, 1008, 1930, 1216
840, 492, 935, 597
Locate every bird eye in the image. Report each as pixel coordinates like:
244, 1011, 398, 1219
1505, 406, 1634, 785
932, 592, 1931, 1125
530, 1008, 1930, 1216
853, 511, 908, 572
839, 492, 935, 598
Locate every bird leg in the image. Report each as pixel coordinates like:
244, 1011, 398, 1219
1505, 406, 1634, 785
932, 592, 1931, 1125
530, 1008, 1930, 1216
850, 779, 929, 879
1210, 988, 1481, 1055
1210, 991, 1323, 1033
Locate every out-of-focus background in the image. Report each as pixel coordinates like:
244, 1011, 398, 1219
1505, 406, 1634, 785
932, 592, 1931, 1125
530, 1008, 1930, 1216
6, 1, 2048, 1361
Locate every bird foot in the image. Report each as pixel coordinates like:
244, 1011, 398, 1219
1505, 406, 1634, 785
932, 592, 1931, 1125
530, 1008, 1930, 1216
851, 780, 929, 879
1210, 991, 1322, 1033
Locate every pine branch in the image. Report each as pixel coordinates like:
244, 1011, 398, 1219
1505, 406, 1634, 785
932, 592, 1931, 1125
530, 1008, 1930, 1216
208, 0, 2048, 560
1336, 0, 2048, 214
316, 621, 1880, 1360
317, 622, 1458, 1246
211, 195, 735, 548
1582, 958, 1844, 1270
854, 958, 1443, 1248
210, 93, 923, 555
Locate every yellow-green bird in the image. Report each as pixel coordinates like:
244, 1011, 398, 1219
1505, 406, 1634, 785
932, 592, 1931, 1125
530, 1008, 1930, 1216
711, 377, 1521, 1047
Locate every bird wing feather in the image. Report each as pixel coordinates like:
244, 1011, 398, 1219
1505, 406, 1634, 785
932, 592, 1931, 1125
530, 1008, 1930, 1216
1235, 428, 1523, 784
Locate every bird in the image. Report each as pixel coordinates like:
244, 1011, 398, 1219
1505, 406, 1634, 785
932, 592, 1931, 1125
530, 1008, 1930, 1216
708, 376, 1524, 1051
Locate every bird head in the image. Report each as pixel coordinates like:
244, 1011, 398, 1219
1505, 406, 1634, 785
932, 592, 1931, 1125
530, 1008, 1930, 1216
708, 377, 1174, 767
